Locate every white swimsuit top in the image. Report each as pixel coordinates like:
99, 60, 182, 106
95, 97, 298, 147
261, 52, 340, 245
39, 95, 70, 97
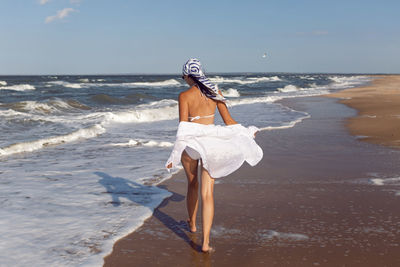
188, 114, 215, 122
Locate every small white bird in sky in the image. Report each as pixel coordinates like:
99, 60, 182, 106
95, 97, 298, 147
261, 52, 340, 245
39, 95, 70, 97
262, 53, 267, 58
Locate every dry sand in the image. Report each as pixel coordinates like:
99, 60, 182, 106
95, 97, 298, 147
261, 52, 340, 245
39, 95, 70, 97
326, 75, 400, 149
104, 76, 400, 266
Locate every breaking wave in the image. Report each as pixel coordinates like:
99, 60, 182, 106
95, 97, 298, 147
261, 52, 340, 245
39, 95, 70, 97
46, 81, 83, 88
0, 124, 106, 156
328, 75, 371, 89
299, 75, 315, 80
229, 95, 282, 106
210, 76, 281, 85
278, 76, 369, 93
278, 85, 299, 92
221, 88, 240, 97
0, 84, 36, 91
46, 79, 181, 89
120, 79, 181, 87
1, 99, 91, 114
104, 99, 178, 124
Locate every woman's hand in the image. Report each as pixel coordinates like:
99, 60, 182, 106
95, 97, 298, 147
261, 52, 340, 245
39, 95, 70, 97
167, 163, 172, 169
254, 131, 258, 138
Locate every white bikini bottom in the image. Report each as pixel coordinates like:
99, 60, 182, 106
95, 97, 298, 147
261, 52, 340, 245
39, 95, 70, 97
185, 146, 201, 160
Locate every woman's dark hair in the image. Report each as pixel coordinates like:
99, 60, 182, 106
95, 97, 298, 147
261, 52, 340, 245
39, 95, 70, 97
188, 74, 214, 97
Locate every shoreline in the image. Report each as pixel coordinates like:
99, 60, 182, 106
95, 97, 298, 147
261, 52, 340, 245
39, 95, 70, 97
103, 75, 400, 266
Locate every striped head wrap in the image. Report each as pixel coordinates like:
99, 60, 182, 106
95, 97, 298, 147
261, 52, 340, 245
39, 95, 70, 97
182, 58, 226, 102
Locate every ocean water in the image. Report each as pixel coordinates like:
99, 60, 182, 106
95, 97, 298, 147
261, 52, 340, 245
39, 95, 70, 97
0, 73, 371, 266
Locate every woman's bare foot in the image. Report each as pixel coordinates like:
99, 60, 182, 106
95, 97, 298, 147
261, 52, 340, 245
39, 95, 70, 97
187, 219, 197, 233
201, 245, 214, 253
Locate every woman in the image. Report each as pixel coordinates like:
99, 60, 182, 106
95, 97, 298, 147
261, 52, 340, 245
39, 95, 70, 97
166, 58, 263, 253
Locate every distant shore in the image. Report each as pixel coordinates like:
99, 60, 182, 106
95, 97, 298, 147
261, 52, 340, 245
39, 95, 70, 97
326, 75, 400, 149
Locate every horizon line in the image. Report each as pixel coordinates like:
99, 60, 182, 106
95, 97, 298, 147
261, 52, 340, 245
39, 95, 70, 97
0, 72, 399, 76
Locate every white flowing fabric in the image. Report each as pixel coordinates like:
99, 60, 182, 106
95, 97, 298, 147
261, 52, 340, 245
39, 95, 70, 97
165, 121, 263, 178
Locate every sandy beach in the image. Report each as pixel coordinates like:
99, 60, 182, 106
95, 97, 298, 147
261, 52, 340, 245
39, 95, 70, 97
326, 75, 400, 149
103, 75, 400, 266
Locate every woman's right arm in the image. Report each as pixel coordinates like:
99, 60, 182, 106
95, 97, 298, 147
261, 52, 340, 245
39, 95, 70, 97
179, 92, 189, 122
217, 101, 237, 125
167, 93, 187, 169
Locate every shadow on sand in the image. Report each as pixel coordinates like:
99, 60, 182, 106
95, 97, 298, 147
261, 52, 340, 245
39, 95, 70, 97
95, 171, 201, 252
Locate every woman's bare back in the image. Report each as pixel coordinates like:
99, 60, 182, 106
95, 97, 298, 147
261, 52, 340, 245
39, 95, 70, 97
179, 85, 217, 125
179, 85, 237, 125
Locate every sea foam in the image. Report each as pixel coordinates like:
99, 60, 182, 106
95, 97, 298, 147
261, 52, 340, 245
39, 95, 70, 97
278, 85, 298, 92
47, 81, 83, 88
47, 79, 181, 89
229, 95, 282, 106
259, 114, 310, 131
0, 124, 105, 156
369, 177, 400, 186
0, 84, 36, 91
221, 88, 240, 97
103, 99, 178, 124
121, 79, 181, 87
5, 99, 91, 114
248, 76, 281, 82
258, 229, 309, 241
299, 75, 315, 80
328, 75, 371, 89
210, 76, 281, 85
110, 139, 173, 148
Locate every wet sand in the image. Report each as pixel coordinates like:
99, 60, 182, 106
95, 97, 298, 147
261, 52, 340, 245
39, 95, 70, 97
104, 80, 400, 266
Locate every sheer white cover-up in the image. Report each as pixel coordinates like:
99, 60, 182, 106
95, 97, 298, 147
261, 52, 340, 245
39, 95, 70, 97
165, 121, 263, 178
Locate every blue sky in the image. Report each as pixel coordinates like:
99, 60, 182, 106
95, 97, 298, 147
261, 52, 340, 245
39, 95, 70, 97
1, 0, 399, 74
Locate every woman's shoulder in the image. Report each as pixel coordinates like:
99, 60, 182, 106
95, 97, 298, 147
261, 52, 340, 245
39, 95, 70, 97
179, 86, 198, 99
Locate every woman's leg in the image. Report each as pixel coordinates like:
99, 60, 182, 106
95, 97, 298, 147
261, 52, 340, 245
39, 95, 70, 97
201, 166, 215, 252
181, 150, 199, 232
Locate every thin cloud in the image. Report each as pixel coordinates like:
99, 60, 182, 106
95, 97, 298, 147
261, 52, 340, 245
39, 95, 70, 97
45, 8, 76, 23
312, 30, 328, 35
40, 0, 51, 5
39, 0, 81, 5
296, 30, 329, 36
